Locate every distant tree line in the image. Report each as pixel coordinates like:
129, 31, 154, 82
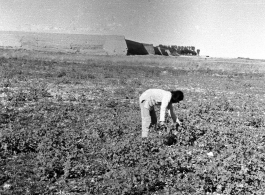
159, 45, 198, 56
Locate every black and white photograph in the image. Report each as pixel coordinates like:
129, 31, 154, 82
0, 0, 265, 194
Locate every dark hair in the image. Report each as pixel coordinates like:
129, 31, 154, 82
170, 90, 184, 103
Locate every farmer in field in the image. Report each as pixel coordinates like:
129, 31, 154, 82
139, 89, 184, 138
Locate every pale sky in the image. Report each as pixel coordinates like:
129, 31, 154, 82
0, 0, 265, 59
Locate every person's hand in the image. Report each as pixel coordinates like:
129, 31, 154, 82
159, 121, 165, 126
176, 119, 182, 127
176, 118, 183, 127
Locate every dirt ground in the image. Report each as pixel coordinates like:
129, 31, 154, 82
1, 51, 265, 194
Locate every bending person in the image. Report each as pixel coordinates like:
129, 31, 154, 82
139, 89, 184, 138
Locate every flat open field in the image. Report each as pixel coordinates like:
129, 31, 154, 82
1, 53, 265, 194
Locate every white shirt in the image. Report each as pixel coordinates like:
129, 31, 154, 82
139, 89, 177, 122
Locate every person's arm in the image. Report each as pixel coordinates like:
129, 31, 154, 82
167, 103, 177, 123
159, 93, 171, 122
168, 104, 182, 126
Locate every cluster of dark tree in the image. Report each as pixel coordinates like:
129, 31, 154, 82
125, 39, 200, 56
159, 45, 197, 56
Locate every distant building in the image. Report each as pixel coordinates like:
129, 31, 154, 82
154, 46, 162, 55
142, 43, 155, 55
125, 39, 149, 55
0, 31, 128, 55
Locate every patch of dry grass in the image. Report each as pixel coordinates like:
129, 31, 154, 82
1, 54, 265, 194
1, 48, 265, 73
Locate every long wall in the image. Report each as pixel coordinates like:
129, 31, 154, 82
0, 31, 128, 55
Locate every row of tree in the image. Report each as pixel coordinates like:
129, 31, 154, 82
159, 45, 200, 56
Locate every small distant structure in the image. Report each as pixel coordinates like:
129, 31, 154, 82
125, 40, 155, 55
165, 49, 171, 56
169, 46, 180, 56
159, 47, 169, 56
154, 46, 162, 55
125, 39, 148, 55
142, 43, 155, 55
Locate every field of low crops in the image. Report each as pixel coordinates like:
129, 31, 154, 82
1, 55, 265, 194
